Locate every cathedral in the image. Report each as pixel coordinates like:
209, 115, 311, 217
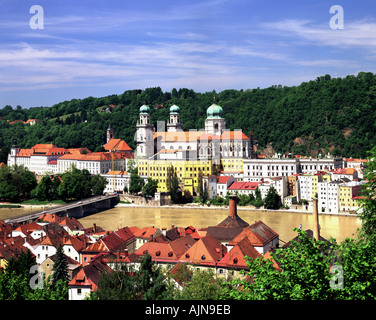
135, 102, 256, 162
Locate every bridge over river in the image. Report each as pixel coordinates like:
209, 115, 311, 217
5, 194, 120, 225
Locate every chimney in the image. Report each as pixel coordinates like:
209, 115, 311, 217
312, 198, 320, 241
93, 223, 97, 233
229, 195, 239, 218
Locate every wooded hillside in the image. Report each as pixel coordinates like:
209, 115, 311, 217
1, 72, 375, 163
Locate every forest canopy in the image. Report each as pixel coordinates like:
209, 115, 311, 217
1, 72, 375, 161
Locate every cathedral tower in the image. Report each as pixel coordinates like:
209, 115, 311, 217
167, 104, 183, 132
205, 102, 226, 135
136, 105, 154, 158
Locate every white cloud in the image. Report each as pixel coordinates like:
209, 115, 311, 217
265, 18, 376, 49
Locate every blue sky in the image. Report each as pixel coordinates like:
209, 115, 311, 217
1, 0, 376, 108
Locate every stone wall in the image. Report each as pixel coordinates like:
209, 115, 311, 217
120, 193, 171, 206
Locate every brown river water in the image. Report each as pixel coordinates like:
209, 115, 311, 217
0, 205, 361, 243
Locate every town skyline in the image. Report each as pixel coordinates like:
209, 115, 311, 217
1, 0, 376, 108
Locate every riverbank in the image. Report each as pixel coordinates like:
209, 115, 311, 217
115, 203, 359, 218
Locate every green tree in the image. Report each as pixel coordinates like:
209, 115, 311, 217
166, 165, 181, 203
251, 186, 264, 207
263, 186, 281, 209
177, 269, 223, 300
51, 243, 69, 289
138, 253, 168, 300
91, 174, 107, 196
223, 229, 337, 300
93, 263, 138, 300
31, 176, 56, 201
129, 172, 145, 194
358, 146, 376, 241
142, 178, 159, 197
58, 167, 92, 200
93, 253, 169, 300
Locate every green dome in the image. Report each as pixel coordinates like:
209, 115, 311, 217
139, 104, 150, 114
206, 103, 223, 119
169, 104, 180, 113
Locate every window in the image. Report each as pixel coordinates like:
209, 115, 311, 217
77, 288, 82, 295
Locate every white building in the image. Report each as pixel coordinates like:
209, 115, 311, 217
57, 152, 129, 175
244, 158, 300, 181
243, 157, 343, 181
298, 174, 313, 201
102, 171, 131, 194
216, 175, 236, 197
318, 180, 342, 213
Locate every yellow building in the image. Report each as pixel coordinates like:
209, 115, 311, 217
220, 158, 244, 176
137, 159, 213, 194
339, 182, 363, 212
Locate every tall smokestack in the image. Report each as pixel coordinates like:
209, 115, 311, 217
312, 198, 320, 241
229, 195, 239, 218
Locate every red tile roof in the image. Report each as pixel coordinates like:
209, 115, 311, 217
228, 182, 260, 190
217, 237, 261, 269
217, 176, 231, 184
178, 235, 227, 266
104, 139, 132, 152
220, 131, 249, 141
68, 259, 112, 291
129, 226, 159, 239
58, 152, 123, 161
82, 229, 134, 254
228, 221, 279, 247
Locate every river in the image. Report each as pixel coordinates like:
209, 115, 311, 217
79, 205, 361, 243
0, 205, 361, 243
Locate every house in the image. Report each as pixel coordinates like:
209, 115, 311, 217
68, 257, 113, 300
227, 220, 279, 255
62, 235, 88, 263
216, 175, 235, 197
339, 181, 364, 212
58, 217, 84, 235
135, 235, 196, 270
0, 220, 12, 239
203, 175, 217, 199
41, 253, 81, 282
331, 168, 359, 181
178, 235, 227, 270
318, 180, 343, 213
129, 226, 162, 250
227, 181, 261, 196
80, 227, 136, 266
217, 237, 262, 278
11, 221, 41, 238
102, 170, 130, 194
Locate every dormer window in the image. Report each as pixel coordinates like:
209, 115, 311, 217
156, 251, 161, 256
201, 255, 206, 260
